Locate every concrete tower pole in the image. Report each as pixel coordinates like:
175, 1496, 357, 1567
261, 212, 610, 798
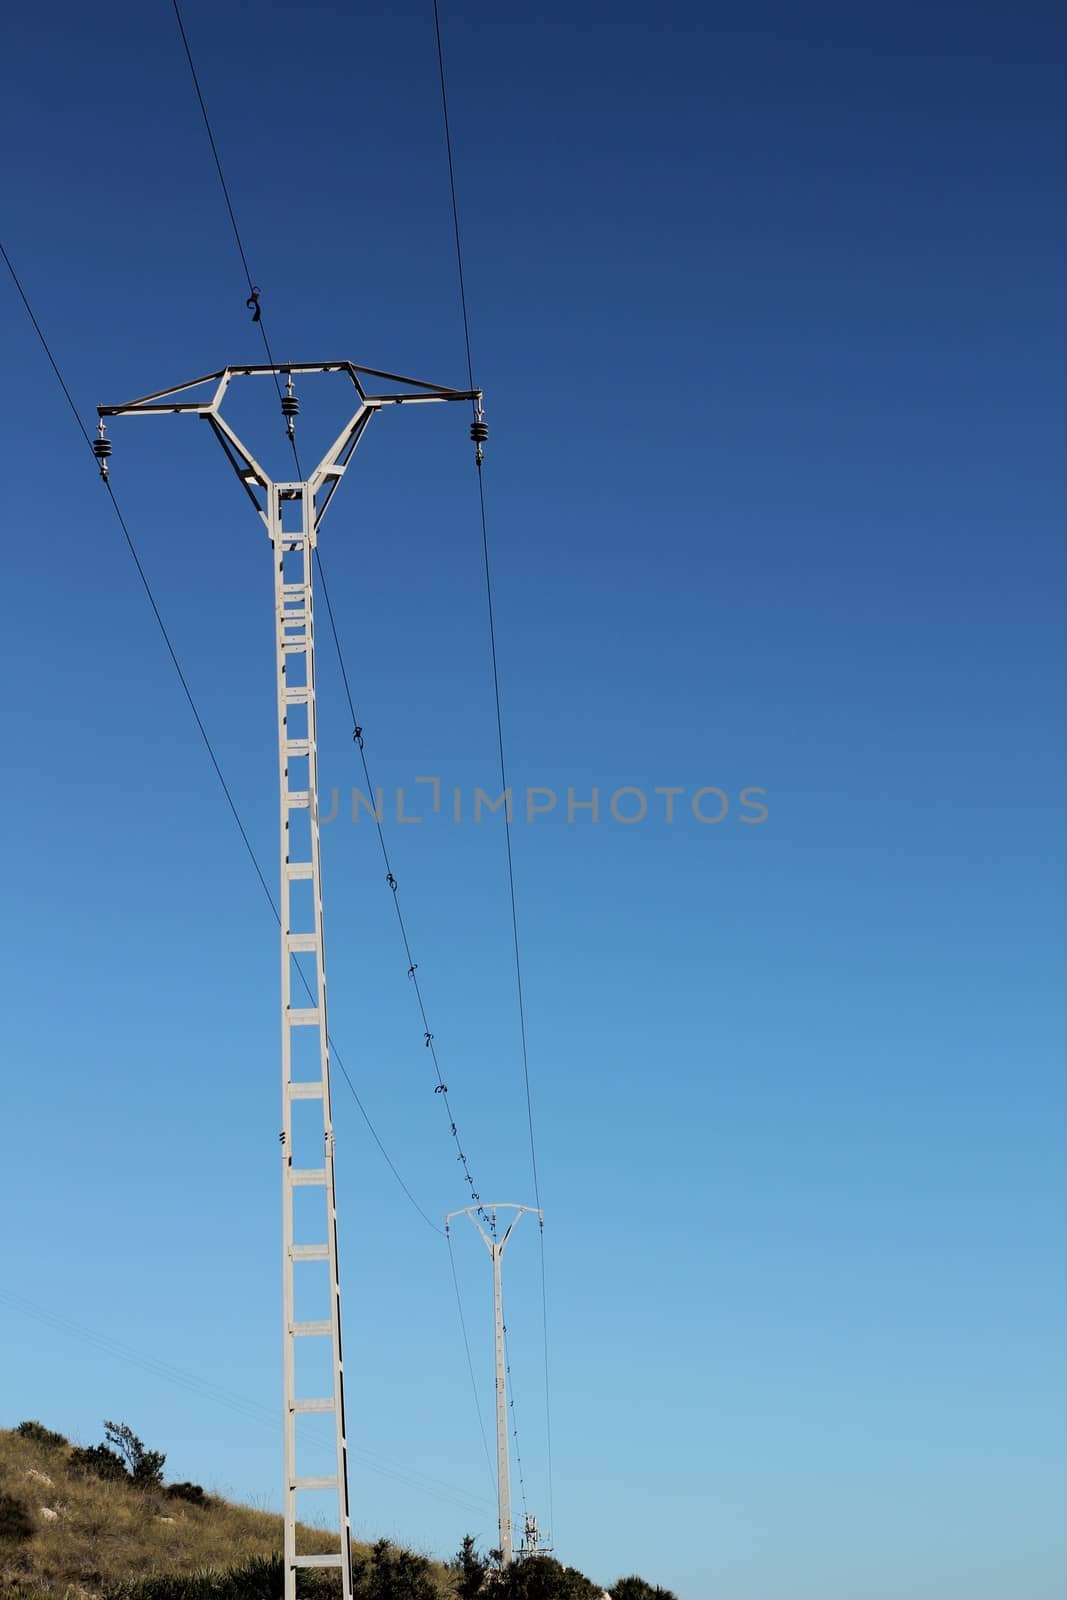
100, 361, 480, 1600
447, 1202, 541, 1565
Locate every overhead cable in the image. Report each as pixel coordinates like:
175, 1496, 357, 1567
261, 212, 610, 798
430, 0, 555, 1535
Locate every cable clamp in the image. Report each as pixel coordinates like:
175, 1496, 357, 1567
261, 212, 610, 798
246, 287, 262, 322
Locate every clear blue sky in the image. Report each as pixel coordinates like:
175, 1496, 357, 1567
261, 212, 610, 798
2, 3, 1064, 1597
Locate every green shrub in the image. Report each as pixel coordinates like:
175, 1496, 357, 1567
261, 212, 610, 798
497, 1556, 600, 1600
611, 1584, 653, 1600
165, 1481, 215, 1508
14, 1419, 68, 1448
353, 1539, 437, 1600
0, 1490, 35, 1540
69, 1442, 130, 1482
104, 1420, 166, 1488
450, 1535, 487, 1600
611, 1582, 679, 1600
105, 1553, 338, 1598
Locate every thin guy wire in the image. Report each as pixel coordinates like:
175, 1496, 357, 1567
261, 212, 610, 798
0, 236, 438, 1237
430, 3, 555, 1534
447, 1231, 497, 1499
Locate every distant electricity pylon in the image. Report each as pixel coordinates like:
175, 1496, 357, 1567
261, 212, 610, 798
446, 1203, 542, 1566
99, 362, 481, 1600
519, 1512, 549, 1559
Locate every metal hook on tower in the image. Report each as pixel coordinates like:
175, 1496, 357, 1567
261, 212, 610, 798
281, 371, 299, 441
92, 419, 112, 482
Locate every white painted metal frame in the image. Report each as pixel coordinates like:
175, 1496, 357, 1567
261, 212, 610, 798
446, 1203, 542, 1566
100, 363, 479, 1600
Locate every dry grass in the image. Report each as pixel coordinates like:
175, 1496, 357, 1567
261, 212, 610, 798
0, 1428, 455, 1598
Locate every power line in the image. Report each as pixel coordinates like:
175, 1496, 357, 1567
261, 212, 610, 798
315, 563, 496, 1229
170, 0, 255, 299
474, 475, 541, 1211
502, 1318, 530, 1536
0, 235, 437, 1238
170, 0, 301, 482
170, 3, 281, 377
0, 236, 276, 908
430, 1, 555, 1538
447, 1231, 497, 1499
432, 0, 476, 400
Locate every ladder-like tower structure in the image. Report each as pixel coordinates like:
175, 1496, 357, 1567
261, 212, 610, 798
446, 1203, 541, 1565
100, 362, 480, 1600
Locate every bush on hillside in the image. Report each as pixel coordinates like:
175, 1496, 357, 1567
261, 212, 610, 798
105, 1420, 166, 1488
0, 1490, 35, 1540
611, 1581, 679, 1600
450, 1535, 487, 1600
105, 1552, 337, 1598
165, 1480, 217, 1508
108, 1542, 442, 1600
14, 1419, 68, 1448
353, 1538, 437, 1600
495, 1555, 601, 1600
69, 1442, 130, 1482
68, 1421, 167, 1489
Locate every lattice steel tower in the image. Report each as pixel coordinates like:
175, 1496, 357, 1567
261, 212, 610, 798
99, 362, 481, 1599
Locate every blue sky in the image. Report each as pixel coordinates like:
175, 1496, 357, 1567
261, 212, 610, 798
2, 3, 1065, 1597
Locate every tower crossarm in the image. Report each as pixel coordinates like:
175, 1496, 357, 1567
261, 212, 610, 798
98, 360, 479, 417
99, 362, 481, 525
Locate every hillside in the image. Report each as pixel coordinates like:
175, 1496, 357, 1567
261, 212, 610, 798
0, 1423, 454, 1598
0, 1424, 675, 1600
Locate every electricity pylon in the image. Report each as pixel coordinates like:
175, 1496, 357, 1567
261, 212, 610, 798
99, 362, 480, 1600
446, 1203, 541, 1565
